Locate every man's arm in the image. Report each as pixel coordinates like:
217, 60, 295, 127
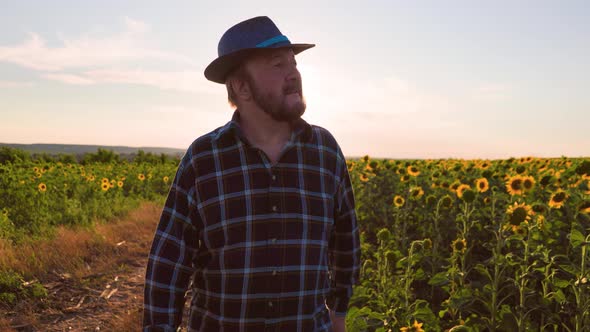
326, 156, 361, 328
143, 160, 200, 331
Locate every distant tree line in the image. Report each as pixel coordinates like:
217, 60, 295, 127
0, 147, 181, 165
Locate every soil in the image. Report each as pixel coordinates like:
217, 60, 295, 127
0, 203, 191, 332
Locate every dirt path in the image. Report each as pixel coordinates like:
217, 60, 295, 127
1, 202, 191, 332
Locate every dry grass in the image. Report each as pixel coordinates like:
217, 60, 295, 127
0, 202, 162, 330
0, 202, 160, 281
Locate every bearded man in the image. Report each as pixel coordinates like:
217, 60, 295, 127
143, 16, 360, 332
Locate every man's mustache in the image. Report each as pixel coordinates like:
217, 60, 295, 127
283, 81, 302, 94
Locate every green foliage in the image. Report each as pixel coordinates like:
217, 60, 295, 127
346, 156, 590, 331
0, 151, 177, 239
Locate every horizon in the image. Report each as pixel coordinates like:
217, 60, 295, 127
1, 1, 589, 159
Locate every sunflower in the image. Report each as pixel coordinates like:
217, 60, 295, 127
440, 195, 453, 209
400, 320, 424, 332
409, 186, 424, 200
477, 160, 491, 170
549, 190, 568, 209
452, 238, 467, 254
522, 175, 536, 192
577, 201, 590, 214
475, 178, 489, 193
400, 174, 410, 182
506, 175, 524, 196
393, 195, 405, 208
483, 196, 492, 205
450, 181, 461, 191
535, 214, 546, 228
38, 183, 47, 192
101, 182, 110, 191
506, 201, 534, 231
359, 173, 369, 182
347, 161, 355, 172
456, 184, 471, 198
101, 178, 109, 184
117, 181, 124, 188
163, 176, 170, 183
407, 165, 420, 177
138, 173, 146, 181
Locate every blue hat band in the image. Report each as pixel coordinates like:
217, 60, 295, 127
256, 35, 290, 48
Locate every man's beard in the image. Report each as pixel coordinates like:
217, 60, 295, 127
248, 78, 306, 123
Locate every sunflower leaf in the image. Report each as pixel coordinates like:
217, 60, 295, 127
569, 229, 585, 248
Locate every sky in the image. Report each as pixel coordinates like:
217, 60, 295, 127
1, 0, 589, 159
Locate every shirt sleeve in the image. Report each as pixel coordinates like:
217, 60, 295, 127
326, 155, 361, 317
143, 157, 200, 331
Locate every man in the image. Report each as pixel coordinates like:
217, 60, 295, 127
143, 16, 360, 332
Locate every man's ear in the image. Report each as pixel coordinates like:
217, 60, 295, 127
229, 76, 251, 103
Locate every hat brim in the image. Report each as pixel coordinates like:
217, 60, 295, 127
204, 43, 315, 84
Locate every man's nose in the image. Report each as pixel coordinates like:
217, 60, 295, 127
286, 64, 300, 81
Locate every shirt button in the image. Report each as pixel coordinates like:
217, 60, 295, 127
271, 174, 277, 181
271, 205, 277, 212
272, 270, 278, 276
268, 301, 273, 307
270, 238, 277, 244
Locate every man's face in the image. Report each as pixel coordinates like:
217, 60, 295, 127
243, 48, 306, 123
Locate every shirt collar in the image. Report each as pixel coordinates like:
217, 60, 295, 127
214, 109, 313, 144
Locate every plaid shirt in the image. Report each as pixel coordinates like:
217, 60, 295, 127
143, 111, 360, 332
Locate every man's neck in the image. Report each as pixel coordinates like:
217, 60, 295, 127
237, 107, 292, 150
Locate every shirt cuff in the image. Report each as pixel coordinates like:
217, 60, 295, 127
325, 289, 350, 316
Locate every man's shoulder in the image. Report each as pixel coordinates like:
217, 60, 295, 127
309, 124, 340, 151
177, 123, 231, 166
188, 123, 233, 152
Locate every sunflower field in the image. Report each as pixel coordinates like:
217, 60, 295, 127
346, 156, 590, 332
0, 155, 178, 240
2, 148, 590, 331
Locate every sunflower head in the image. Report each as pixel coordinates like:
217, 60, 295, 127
377, 228, 392, 243
101, 182, 110, 191
549, 190, 569, 209
38, 183, 47, 192
426, 195, 437, 206
506, 175, 524, 196
400, 319, 424, 332
138, 173, 146, 181
440, 195, 453, 209
483, 196, 492, 205
506, 202, 533, 231
540, 174, 554, 187
455, 184, 471, 199
117, 181, 124, 188
407, 165, 420, 177
359, 173, 369, 182
393, 195, 405, 208
475, 178, 489, 193
578, 201, 590, 214
409, 186, 424, 200
163, 176, 170, 183
532, 203, 547, 215
522, 176, 536, 191
461, 189, 476, 203
452, 238, 467, 254
515, 165, 527, 174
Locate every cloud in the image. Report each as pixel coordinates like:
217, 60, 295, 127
0, 17, 194, 72
42, 73, 94, 85
0, 80, 34, 88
